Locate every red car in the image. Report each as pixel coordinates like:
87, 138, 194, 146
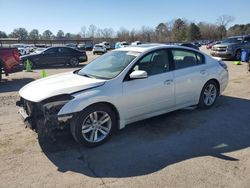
0, 48, 23, 81
206, 41, 221, 49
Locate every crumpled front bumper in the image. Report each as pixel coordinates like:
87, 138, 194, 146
16, 98, 73, 133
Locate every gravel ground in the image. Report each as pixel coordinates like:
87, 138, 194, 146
0, 48, 250, 188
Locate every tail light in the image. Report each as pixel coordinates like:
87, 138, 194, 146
218, 60, 228, 71
13, 49, 20, 62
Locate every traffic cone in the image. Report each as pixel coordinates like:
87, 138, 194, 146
41, 69, 47, 78
25, 59, 32, 72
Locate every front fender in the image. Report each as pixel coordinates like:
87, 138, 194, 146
58, 87, 120, 116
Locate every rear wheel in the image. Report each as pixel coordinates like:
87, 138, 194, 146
71, 104, 117, 147
69, 57, 79, 67
198, 80, 219, 109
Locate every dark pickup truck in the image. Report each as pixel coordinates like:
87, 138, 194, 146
211, 35, 250, 60
0, 48, 23, 81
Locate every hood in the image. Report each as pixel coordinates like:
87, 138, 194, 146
19, 71, 106, 102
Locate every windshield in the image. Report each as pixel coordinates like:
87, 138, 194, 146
222, 37, 242, 43
78, 51, 140, 79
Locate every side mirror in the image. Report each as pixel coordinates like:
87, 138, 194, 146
129, 70, 148, 79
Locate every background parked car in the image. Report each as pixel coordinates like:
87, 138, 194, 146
12, 44, 30, 55
93, 44, 107, 54
211, 35, 250, 60
0, 47, 22, 81
120, 41, 129, 48
206, 41, 221, 49
176, 43, 200, 50
131, 41, 142, 45
100, 42, 111, 50
77, 44, 86, 51
20, 46, 87, 67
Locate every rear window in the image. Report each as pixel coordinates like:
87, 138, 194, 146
172, 49, 205, 70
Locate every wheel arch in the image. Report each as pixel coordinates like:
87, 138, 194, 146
87, 101, 119, 119
207, 78, 220, 94
74, 101, 121, 129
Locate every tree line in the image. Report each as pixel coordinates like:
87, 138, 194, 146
0, 15, 249, 43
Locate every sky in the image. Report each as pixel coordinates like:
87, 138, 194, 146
0, 0, 250, 35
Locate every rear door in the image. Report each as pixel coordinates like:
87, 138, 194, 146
171, 48, 207, 107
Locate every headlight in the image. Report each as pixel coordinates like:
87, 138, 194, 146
42, 94, 74, 115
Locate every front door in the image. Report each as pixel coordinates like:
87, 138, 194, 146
42, 47, 60, 65
122, 49, 175, 121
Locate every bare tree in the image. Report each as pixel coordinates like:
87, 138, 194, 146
87, 24, 97, 38
117, 27, 130, 41
80, 26, 86, 38
101, 28, 114, 38
217, 15, 235, 27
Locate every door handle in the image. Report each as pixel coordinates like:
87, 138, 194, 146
200, 70, 206, 75
164, 79, 173, 85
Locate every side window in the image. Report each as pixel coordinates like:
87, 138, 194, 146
196, 52, 205, 64
44, 48, 57, 54
134, 50, 169, 76
172, 49, 204, 70
58, 47, 70, 53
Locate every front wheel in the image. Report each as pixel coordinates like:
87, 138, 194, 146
198, 81, 219, 109
71, 104, 117, 147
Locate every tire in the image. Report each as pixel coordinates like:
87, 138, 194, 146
198, 80, 219, 109
235, 49, 241, 60
70, 104, 117, 147
69, 57, 79, 67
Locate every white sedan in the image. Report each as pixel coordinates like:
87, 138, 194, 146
17, 44, 228, 147
92, 44, 107, 55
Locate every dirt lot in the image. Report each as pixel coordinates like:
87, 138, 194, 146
0, 48, 250, 188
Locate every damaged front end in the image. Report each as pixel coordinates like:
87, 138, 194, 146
16, 94, 74, 136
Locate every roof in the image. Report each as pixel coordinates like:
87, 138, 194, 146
115, 43, 200, 53
115, 43, 168, 53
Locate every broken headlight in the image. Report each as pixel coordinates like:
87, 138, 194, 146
42, 94, 74, 115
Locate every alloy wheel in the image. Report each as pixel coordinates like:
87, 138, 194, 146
81, 111, 112, 143
203, 84, 217, 106
70, 58, 79, 66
